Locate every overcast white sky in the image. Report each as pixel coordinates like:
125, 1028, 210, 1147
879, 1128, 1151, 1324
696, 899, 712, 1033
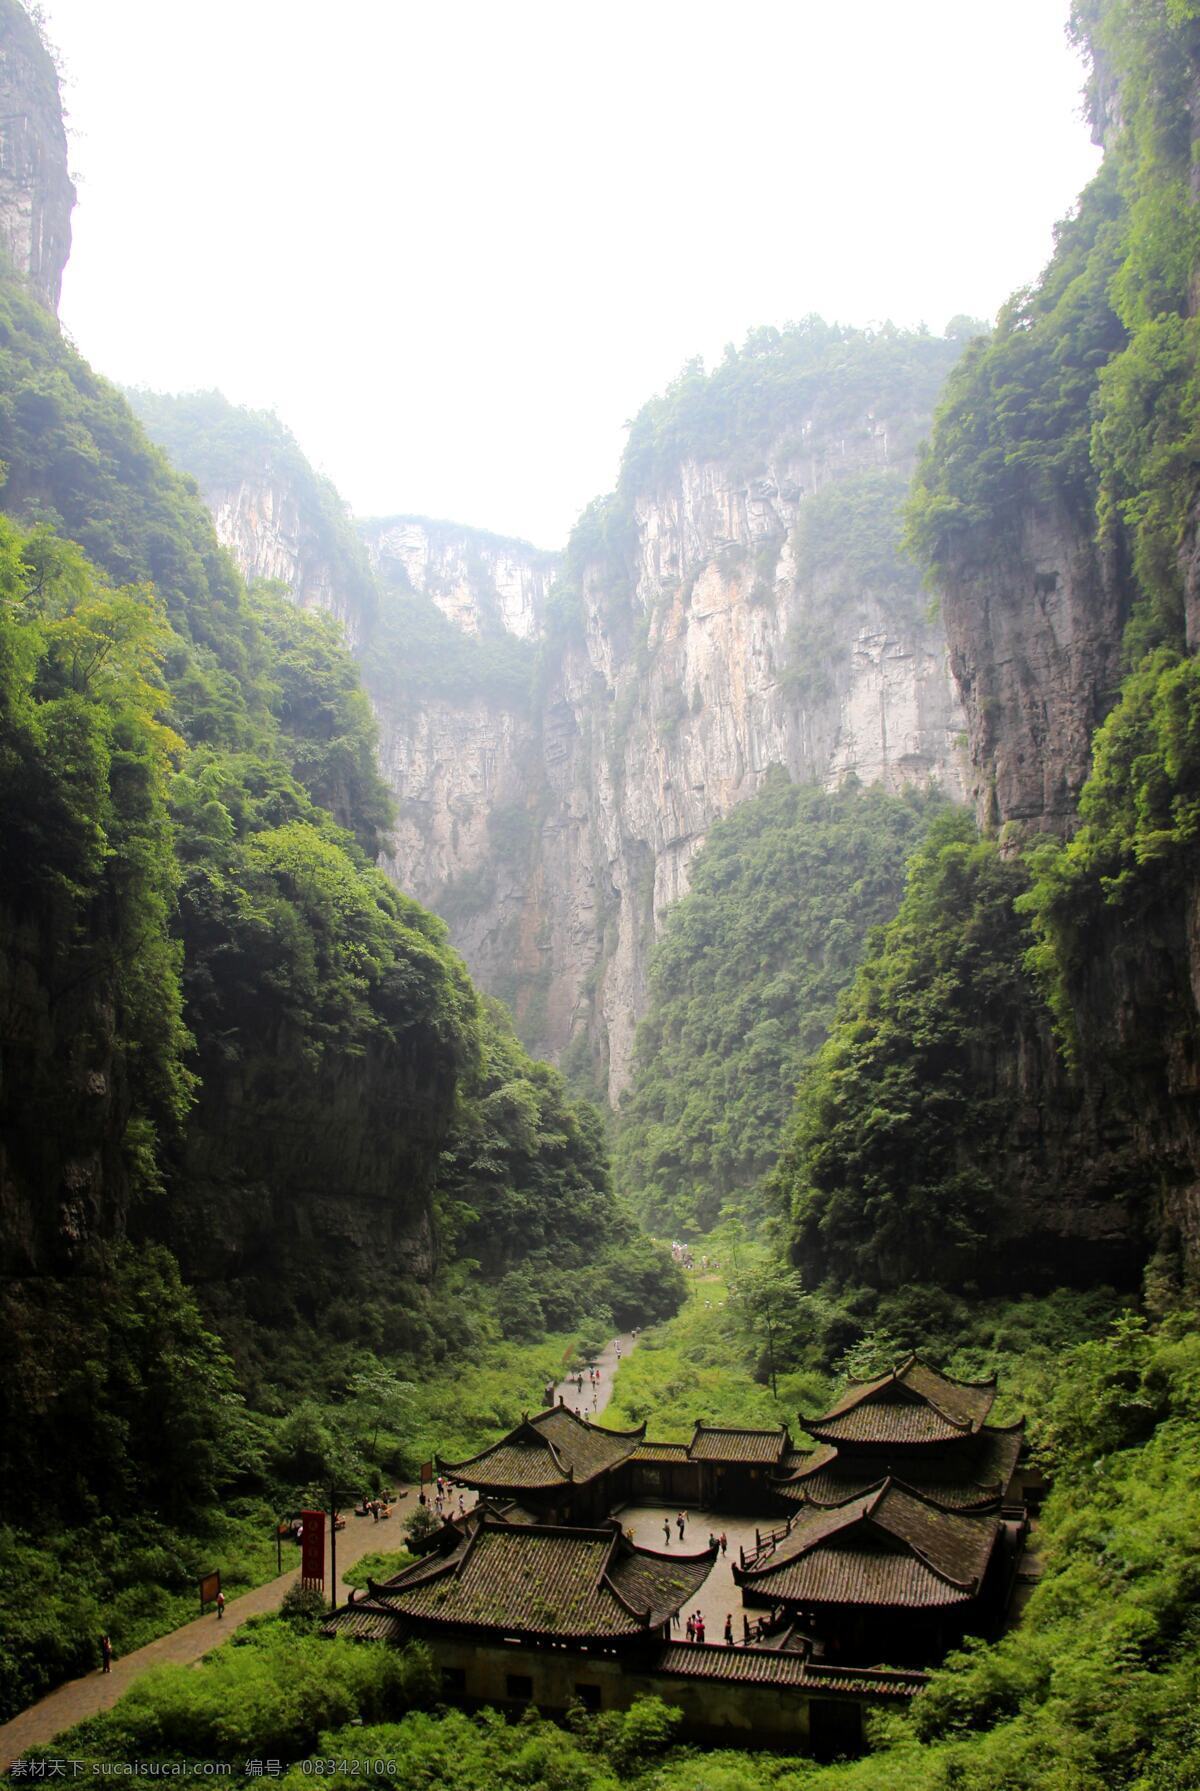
38, 1, 1101, 550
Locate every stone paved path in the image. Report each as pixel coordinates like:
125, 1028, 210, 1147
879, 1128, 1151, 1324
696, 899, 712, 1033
1, 1330, 644, 1766
548, 1329, 635, 1419
0, 1497, 411, 1768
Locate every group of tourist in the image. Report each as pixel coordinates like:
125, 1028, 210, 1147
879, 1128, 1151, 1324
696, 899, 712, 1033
678, 1607, 771, 1648
415, 1473, 470, 1521
669, 1243, 719, 1273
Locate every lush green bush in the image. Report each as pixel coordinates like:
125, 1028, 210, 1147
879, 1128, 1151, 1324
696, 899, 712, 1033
614, 773, 948, 1233
774, 810, 1043, 1291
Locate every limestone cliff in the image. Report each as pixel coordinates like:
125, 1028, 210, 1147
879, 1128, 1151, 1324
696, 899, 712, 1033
0, 0, 72, 311
138, 331, 969, 1099
362, 513, 556, 640
126, 388, 379, 647
909, 0, 1200, 1290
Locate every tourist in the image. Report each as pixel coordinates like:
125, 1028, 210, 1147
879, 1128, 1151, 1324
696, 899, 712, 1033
708, 1531, 718, 1551
663, 1519, 671, 1546
100, 1634, 112, 1674
696, 1615, 706, 1644
724, 1613, 733, 1645
216, 1590, 225, 1620
719, 1531, 728, 1556
676, 1511, 685, 1540
686, 1615, 695, 1643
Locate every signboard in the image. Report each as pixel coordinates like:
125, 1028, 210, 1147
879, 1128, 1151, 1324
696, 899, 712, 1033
300, 1508, 325, 1590
420, 1460, 434, 1485
199, 1570, 221, 1613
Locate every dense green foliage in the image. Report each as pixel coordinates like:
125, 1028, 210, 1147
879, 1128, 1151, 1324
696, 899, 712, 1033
621, 321, 963, 497
445, 999, 686, 1338
0, 253, 680, 1717
614, 774, 948, 1234
774, 810, 1042, 1292
362, 576, 536, 709
911, 3, 1200, 1063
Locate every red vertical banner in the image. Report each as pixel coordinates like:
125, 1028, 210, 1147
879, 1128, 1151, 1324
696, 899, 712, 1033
300, 1508, 326, 1590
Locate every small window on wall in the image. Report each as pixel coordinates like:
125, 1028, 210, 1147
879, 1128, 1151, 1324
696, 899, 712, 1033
575, 1682, 602, 1712
441, 1667, 466, 1695
506, 1673, 534, 1701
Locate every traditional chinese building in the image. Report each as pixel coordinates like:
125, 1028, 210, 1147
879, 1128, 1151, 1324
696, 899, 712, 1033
440, 1405, 792, 1520
732, 1356, 1029, 1665
436, 1406, 649, 1523
326, 1505, 924, 1752
323, 1356, 1031, 1751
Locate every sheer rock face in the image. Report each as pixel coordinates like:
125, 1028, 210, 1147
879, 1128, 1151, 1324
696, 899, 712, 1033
362, 515, 556, 640
191, 437, 965, 1100
0, 2, 74, 312
527, 450, 965, 1096
940, 499, 1134, 835
207, 475, 367, 645
349, 450, 964, 1100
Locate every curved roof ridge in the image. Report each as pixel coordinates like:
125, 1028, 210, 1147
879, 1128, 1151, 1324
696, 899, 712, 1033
533, 1405, 648, 1442
799, 1475, 892, 1512
865, 1521, 978, 1595
435, 1426, 559, 1476
905, 1389, 974, 1433
693, 1420, 788, 1433
907, 1355, 997, 1391
877, 1474, 991, 1519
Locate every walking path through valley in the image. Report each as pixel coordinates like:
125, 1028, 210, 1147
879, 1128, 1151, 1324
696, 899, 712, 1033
0, 1329, 644, 1767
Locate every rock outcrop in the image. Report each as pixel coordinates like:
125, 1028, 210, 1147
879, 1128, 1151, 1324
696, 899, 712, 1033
139, 347, 968, 1099
941, 498, 1133, 834
362, 514, 556, 640
0, 0, 73, 312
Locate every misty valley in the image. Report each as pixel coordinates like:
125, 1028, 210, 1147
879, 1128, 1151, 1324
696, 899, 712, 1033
1, 2, 1199, 1788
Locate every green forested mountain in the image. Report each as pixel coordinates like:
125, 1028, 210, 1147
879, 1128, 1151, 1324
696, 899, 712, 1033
773, 0, 1200, 1313
0, 257, 678, 1713
613, 773, 948, 1234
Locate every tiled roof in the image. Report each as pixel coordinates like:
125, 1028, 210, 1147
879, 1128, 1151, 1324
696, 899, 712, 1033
688, 1425, 789, 1464
325, 1606, 405, 1641
329, 1520, 714, 1642
747, 1546, 975, 1609
773, 1426, 1023, 1513
736, 1480, 1000, 1610
650, 1644, 927, 1700
653, 1643, 811, 1686
608, 1545, 716, 1625
439, 1407, 645, 1490
633, 1441, 691, 1462
802, 1356, 996, 1448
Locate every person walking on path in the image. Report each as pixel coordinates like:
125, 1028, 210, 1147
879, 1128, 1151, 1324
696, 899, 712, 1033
696, 1615, 706, 1644
676, 1511, 685, 1541
724, 1613, 733, 1645
686, 1615, 695, 1643
100, 1636, 112, 1675
719, 1531, 728, 1557
216, 1591, 225, 1620
662, 1519, 671, 1547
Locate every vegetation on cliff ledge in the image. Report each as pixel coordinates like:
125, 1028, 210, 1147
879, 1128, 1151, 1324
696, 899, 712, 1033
614, 773, 948, 1235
